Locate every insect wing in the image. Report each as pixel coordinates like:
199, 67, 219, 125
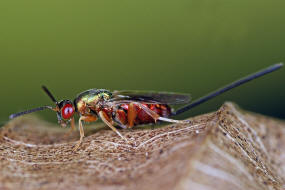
111, 90, 191, 105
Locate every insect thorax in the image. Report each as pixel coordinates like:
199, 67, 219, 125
74, 89, 112, 114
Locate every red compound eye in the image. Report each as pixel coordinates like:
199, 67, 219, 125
61, 104, 74, 120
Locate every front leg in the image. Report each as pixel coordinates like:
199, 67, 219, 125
73, 115, 97, 151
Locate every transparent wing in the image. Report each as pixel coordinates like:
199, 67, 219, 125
110, 90, 191, 105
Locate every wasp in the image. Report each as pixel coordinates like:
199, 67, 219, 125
9, 63, 283, 150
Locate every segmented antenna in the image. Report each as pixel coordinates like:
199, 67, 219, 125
42, 85, 57, 103
9, 106, 53, 119
173, 63, 283, 116
9, 86, 58, 120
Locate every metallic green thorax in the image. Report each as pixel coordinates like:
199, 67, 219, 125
74, 89, 112, 113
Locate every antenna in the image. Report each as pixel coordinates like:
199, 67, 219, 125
42, 85, 57, 103
9, 106, 53, 119
173, 63, 283, 116
9, 86, 59, 119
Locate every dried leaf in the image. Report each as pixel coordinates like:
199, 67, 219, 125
0, 102, 284, 190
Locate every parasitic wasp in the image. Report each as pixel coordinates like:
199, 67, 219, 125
9, 63, 283, 150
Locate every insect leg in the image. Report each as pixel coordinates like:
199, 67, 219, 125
134, 102, 190, 124
111, 107, 128, 129
73, 115, 98, 151
98, 111, 129, 142
127, 103, 137, 128
133, 102, 160, 122
157, 117, 191, 124
73, 116, 85, 151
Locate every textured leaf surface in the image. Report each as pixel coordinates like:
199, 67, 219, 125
0, 102, 284, 190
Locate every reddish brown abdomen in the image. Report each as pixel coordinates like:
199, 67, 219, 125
118, 103, 171, 126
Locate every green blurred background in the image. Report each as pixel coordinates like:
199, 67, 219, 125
0, 0, 284, 123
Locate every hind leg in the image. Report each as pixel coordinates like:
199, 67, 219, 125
134, 102, 191, 124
